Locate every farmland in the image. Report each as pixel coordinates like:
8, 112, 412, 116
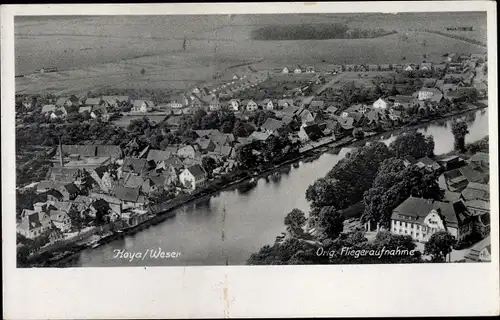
15, 12, 486, 95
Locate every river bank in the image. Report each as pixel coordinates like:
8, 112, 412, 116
34, 103, 487, 267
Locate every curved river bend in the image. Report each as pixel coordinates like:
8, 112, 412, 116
73, 109, 488, 267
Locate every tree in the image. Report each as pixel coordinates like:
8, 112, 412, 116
352, 128, 364, 140
252, 110, 275, 127
389, 130, 435, 158
316, 206, 345, 240
284, 209, 306, 237
326, 142, 393, 202
306, 178, 354, 209
362, 157, 444, 226
451, 121, 469, 152
424, 231, 456, 262
232, 121, 255, 138
338, 81, 357, 109
140, 68, 145, 76
201, 156, 217, 178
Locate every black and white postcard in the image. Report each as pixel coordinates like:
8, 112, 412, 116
2, 2, 498, 318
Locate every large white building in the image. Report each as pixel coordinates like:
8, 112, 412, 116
390, 196, 473, 242
179, 164, 207, 191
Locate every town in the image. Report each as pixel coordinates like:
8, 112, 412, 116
15, 51, 490, 266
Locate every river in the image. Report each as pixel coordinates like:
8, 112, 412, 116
72, 109, 488, 267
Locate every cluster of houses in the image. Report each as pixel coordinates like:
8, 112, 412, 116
276, 52, 486, 75
16, 127, 243, 242
388, 150, 490, 261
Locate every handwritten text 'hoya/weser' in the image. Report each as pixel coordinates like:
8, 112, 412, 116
113, 248, 181, 262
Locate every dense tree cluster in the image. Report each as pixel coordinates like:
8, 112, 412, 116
362, 157, 444, 226
251, 23, 395, 40
389, 130, 435, 158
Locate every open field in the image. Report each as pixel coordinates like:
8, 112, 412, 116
15, 13, 486, 95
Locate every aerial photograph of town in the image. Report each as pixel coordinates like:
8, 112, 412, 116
14, 12, 491, 267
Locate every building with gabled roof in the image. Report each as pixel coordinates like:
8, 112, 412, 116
260, 118, 285, 135
179, 164, 207, 191
391, 196, 473, 242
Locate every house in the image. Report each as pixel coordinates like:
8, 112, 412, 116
417, 87, 443, 103
367, 64, 378, 71
404, 65, 414, 71
245, 100, 259, 112
85, 97, 102, 107
442, 170, 469, 192
328, 64, 343, 73
298, 123, 324, 142
90, 166, 115, 193
293, 65, 303, 74
388, 110, 403, 121
96, 145, 123, 160
132, 100, 154, 113
258, 119, 282, 135
336, 117, 354, 131
345, 104, 369, 114
390, 196, 473, 242
261, 99, 274, 110
78, 106, 92, 114
403, 155, 418, 167
177, 145, 201, 159
203, 95, 221, 111
121, 174, 153, 194
309, 100, 325, 111
325, 106, 338, 115
166, 95, 189, 109
391, 64, 403, 71
17, 210, 53, 239
373, 98, 390, 110
300, 110, 323, 125
444, 87, 477, 102
461, 182, 489, 202
41, 104, 57, 114
446, 53, 458, 63
277, 99, 294, 109
433, 64, 447, 72
121, 209, 149, 227
146, 149, 177, 163
464, 236, 491, 262
305, 66, 316, 73
56, 183, 79, 201
298, 96, 314, 108
458, 164, 489, 184
282, 66, 290, 74
90, 104, 109, 120
374, 64, 388, 71
388, 95, 415, 109
211, 145, 236, 159
468, 152, 489, 171
101, 96, 130, 108
179, 164, 207, 191
195, 138, 216, 153
464, 199, 490, 216
437, 155, 464, 171
121, 158, 154, 176
419, 62, 433, 71
319, 120, 339, 137
228, 99, 240, 111
416, 157, 441, 171
113, 186, 146, 209
248, 131, 273, 142
49, 209, 72, 232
